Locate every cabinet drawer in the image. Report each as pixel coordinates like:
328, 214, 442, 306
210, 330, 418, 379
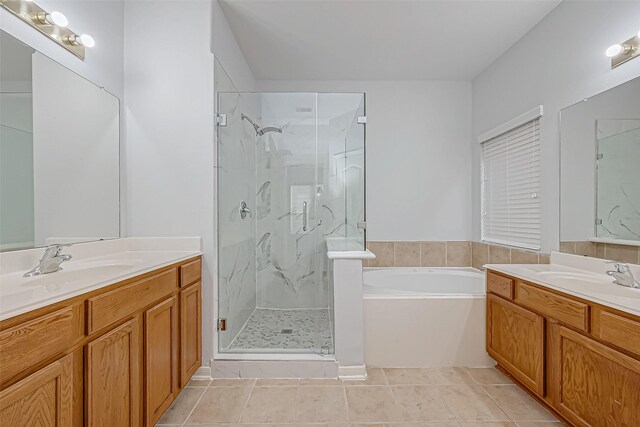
0, 304, 84, 383
487, 272, 514, 299
180, 258, 201, 288
517, 282, 589, 332
88, 269, 177, 333
594, 309, 640, 356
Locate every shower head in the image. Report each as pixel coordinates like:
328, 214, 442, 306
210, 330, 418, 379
241, 113, 283, 136
257, 126, 283, 136
241, 113, 260, 134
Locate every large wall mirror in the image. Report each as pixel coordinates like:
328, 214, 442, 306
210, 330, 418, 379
0, 30, 119, 252
560, 76, 640, 260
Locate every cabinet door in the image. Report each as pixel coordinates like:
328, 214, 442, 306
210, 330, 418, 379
555, 326, 640, 427
487, 294, 545, 395
0, 353, 73, 426
180, 281, 202, 387
86, 317, 141, 427
144, 296, 178, 426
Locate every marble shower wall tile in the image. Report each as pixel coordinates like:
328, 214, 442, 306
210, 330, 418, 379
255, 96, 362, 310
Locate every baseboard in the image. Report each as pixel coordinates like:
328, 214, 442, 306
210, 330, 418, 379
338, 365, 368, 380
191, 365, 212, 380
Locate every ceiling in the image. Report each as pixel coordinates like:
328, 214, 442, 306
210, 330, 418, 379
220, 0, 561, 81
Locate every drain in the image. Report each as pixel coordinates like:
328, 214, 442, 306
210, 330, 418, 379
281, 329, 293, 334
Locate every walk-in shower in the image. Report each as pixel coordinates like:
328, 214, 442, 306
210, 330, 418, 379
216, 91, 366, 357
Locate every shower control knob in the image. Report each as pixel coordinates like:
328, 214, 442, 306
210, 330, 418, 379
239, 201, 252, 219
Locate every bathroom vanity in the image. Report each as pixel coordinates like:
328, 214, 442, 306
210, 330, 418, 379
0, 244, 203, 427
485, 256, 640, 426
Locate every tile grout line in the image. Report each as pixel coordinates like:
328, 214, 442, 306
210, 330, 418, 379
236, 384, 255, 424
179, 385, 211, 426
478, 383, 518, 423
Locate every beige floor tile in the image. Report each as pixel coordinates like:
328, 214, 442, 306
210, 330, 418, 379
296, 386, 348, 423
254, 378, 300, 386
185, 386, 251, 423
425, 368, 475, 385
482, 385, 556, 422
459, 422, 516, 426
240, 386, 297, 423
401, 423, 461, 427
439, 384, 509, 422
186, 378, 212, 387
299, 378, 343, 386
514, 423, 563, 427
343, 368, 388, 386
346, 386, 403, 422
383, 368, 432, 385
156, 386, 206, 425
210, 378, 256, 386
392, 385, 457, 422
465, 368, 512, 385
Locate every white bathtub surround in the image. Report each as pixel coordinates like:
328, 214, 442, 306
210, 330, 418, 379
327, 239, 375, 379
363, 267, 493, 368
488, 251, 640, 317
0, 237, 202, 320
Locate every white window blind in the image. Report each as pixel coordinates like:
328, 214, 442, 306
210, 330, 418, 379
481, 117, 541, 250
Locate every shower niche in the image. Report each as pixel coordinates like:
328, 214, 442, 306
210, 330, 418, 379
216, 92, 366, 357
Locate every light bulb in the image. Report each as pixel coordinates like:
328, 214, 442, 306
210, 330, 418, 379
80, 34, 95, 48
606, 44, 623, 58
49, 11, 68, 27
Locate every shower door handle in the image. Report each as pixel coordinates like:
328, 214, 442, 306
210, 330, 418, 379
302, 201, 308, 231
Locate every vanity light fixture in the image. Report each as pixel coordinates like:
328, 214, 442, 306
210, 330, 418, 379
63, 33, 95, 48
32, 10, 68, 27
605, 30, 640, 68
0, 0, 92, 60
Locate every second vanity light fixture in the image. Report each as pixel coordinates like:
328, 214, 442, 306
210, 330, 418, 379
605, 29, 640, 69
0, 0, 95, 60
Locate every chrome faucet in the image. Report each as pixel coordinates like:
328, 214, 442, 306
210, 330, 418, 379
605, 262, 640, 289
23, 244, 73, 277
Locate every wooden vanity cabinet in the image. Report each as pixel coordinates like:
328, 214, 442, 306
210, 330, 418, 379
486, 269, 640, 426
487, 294, 545, 395
0, 256, 202, 427
86, 317, 142, 427
0, 353, 74, 426
144, 296, 178, 426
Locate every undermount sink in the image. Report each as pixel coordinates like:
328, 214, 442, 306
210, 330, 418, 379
20, 261, 140, 291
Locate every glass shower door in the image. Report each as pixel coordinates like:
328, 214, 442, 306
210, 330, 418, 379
217, 92, 328, 355
216, 90, 365, 356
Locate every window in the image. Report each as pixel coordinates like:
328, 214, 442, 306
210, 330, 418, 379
480, 106, 542, 251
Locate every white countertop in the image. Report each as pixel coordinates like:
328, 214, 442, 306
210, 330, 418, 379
486, 252, 640, 317
0, 238, 202, 321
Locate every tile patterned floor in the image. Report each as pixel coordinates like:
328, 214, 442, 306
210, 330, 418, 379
227, 308, 333, 352
156, 367, 563, 426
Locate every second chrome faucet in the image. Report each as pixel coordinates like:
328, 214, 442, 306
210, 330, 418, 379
605, 262, 640, 289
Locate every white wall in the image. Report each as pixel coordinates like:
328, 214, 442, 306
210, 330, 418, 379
212, 0, 256, 92
472, 1, 640, 253
124, 0, 215, 363
257, 80, 473, 241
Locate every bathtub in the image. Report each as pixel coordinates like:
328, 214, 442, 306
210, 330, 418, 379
363, 267, 494, 368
